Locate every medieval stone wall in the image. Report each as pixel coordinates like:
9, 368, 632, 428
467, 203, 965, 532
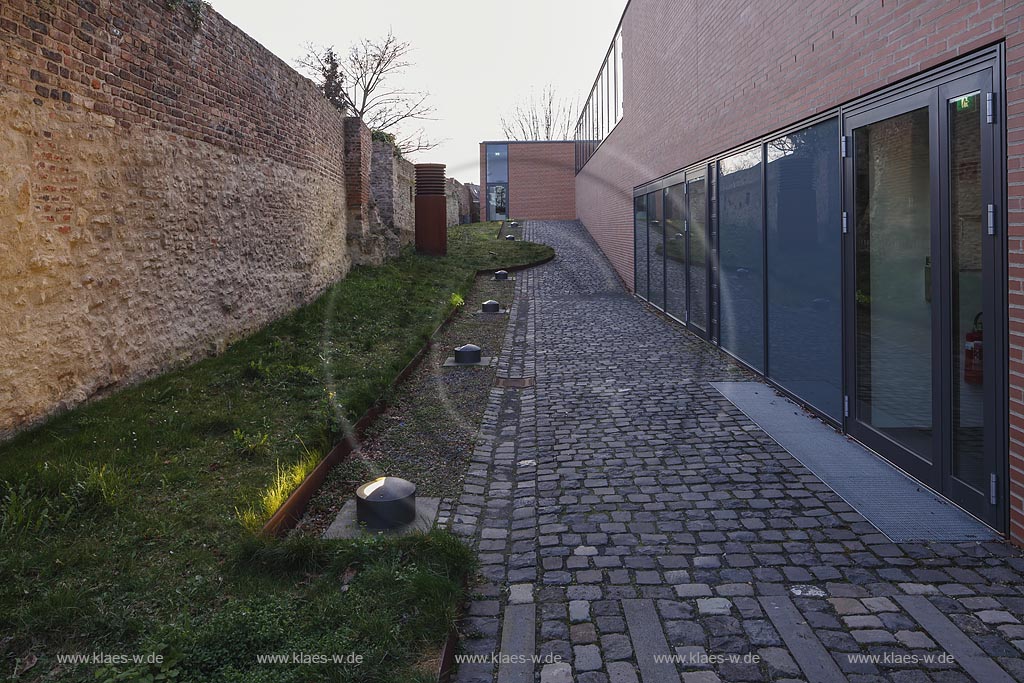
0, 1, 396, 436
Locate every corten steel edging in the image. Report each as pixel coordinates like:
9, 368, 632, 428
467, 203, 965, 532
497, 252, 555, 273
436, 613, 460, 682
259, 247, 554, 538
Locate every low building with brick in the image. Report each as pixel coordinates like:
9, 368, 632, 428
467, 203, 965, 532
572, 0, 1024, 545
479, 141, 575, 221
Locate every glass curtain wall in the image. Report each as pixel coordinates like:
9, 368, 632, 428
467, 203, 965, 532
718, 147, 765, 371
633, 119, 842, 419
664, 183, 687, 320
648, 191, 665, 309
688, 175, 708, 334
486, 144, 509, 221
766, 118, 842, 419
634, 195, 648, 299
575, 27, 624, 172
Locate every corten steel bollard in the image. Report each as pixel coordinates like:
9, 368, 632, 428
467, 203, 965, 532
415, 163, 447, 256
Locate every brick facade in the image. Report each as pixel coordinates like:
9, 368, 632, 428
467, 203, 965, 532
0, 0, 399, 436
575, 0, 1024, 544
480, 141, 576, 221
508, 142, 576, 220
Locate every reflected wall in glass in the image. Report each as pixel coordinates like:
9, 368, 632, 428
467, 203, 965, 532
719, 147, 765, 370
854, 107, 933, 460
634, 195, 649, 299
664, 183, 687, 319
688, 176, 708, 332
766, 118, 842, 419
648, 191, 665, 309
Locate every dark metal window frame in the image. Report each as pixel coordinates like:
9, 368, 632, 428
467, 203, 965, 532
575, 23, 625, 174
841, 47, 1006, 531
630, 44, 1007, 533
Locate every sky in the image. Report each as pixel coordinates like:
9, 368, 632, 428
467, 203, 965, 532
211, 0, 625, 183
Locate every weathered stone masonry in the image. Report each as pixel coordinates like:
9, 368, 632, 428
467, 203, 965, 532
0, 1, 401, 437
370, 138, 415, 247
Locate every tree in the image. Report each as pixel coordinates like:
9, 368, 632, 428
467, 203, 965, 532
501, 85, 578, 141
299, 46, 348, 113
299, 31, 437, 155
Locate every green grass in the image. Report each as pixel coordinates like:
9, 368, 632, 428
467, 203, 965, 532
0, 222, 552, 682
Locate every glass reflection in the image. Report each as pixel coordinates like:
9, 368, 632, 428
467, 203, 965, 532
765, 118, 842, 419
854, 107, 933, 460
664, 184, 687, 320
719, 147, 765, 370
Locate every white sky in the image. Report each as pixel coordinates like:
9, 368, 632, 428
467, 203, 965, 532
212, 0, 625, 183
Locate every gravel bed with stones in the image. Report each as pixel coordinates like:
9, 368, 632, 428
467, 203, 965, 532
294, 272, 518, 537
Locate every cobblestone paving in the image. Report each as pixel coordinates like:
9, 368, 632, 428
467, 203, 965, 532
451, 220, 1024, 683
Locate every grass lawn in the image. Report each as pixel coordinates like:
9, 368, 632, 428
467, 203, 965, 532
0, 222, 552, 682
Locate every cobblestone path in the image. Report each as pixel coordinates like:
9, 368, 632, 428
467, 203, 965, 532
451, 220, 1024, 683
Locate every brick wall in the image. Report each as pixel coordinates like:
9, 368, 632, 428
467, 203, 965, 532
508, 142, 576, 220
480, 141, 576, 221
579, 0, 1021, 288
0, 0, 397, 436
576, 0, 1024, 543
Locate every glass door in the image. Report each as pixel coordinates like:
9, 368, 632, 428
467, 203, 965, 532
686, 172, 709, 336
487, 184, 508, 221
940, 70, 999, 526
847, 92, 939, 488
844, 61, 1001, 528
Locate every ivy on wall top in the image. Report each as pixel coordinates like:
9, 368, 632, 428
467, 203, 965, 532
372, 129, 403, 159
165, 0, 209, 30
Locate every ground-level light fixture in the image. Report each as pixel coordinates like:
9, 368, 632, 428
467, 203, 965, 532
355, 476, 416, 530
482, 300, 500, 313
494, 270, 509, 280
505, 235, 516, 240
454, 343, 482, 364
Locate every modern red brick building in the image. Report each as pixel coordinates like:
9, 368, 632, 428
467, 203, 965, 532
575, 0, 1024, 544
479, 141, 576, 221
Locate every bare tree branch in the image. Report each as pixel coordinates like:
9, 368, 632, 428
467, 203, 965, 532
298, 30, 436, 156
501, 85, 578, 141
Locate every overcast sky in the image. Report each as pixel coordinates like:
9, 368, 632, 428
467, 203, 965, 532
212, 0, 625, 183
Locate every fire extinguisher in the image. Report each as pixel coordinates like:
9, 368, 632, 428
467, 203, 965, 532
964, 312, 983, 385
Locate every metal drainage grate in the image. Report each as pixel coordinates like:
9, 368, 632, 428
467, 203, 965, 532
712, 381, 997, 543
495, 376, 535, 389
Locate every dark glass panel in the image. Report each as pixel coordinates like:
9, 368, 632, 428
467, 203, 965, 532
719, 147, 765, 370
854, 107, 933, 460
765, 118, 842, 418
664, 183, 687, 320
